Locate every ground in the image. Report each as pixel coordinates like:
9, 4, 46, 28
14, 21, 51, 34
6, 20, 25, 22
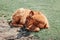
0, 0, 60, 40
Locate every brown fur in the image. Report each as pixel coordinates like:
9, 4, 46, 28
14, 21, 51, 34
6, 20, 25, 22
10, 8, 32, 27
10, 8, 49, 32
25, 11, 49, 32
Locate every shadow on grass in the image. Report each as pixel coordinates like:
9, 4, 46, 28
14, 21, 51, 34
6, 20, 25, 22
16, 26, 31, 39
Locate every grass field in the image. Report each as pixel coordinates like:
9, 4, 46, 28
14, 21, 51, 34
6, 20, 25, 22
0, 0, 60, 40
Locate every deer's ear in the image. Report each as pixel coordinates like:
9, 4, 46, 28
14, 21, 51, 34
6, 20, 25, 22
29, 11, 34, 16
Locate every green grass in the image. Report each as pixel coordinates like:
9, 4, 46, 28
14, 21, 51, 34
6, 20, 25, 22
0, 0, 60, 40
